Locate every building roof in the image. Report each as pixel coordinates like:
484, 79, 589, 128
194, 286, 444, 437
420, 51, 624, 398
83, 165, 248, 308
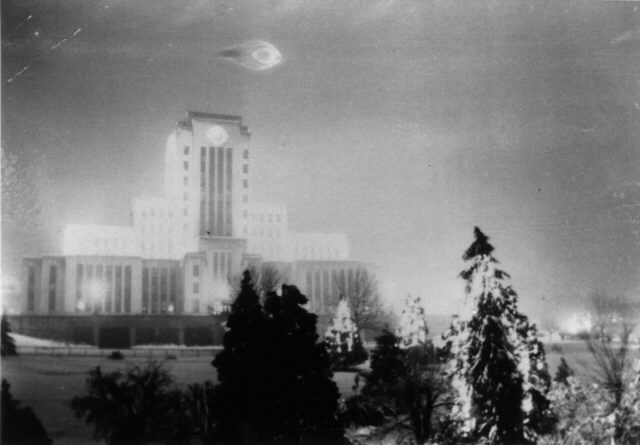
177, 111, 251, 136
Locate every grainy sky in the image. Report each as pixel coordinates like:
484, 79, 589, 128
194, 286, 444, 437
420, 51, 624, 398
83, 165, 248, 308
3, 0, 640, 322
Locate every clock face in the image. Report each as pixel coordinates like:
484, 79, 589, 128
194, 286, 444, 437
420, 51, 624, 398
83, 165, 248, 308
206, 125, 229, 146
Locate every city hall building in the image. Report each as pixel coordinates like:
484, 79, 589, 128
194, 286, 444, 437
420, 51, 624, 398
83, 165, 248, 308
13, 111, 371, 347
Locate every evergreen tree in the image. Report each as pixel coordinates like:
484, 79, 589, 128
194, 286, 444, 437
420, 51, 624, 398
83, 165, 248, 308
212, 270, 268, 442
444, 227, 553, 444
324, 296, 368, 370
396, 295, 429, 349
364, 330, 406, 394
212, 271, 344, 444
554, 357, 574, 386
1, 313, 17, 356
2, 379, 52, 444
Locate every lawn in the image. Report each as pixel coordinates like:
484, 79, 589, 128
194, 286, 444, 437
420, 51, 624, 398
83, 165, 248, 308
1, 354, 360, 445
0, 340, 603, 444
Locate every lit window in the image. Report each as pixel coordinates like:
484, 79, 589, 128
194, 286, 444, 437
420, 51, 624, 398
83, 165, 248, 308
184, 145, 190, 155
193, 265, 200, 276
243, 164, 248, 174
184, 161, 189, 170
193, 282, 200, 293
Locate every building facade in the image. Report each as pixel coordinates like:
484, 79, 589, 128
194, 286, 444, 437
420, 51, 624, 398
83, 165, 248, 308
19, 111, 370, 344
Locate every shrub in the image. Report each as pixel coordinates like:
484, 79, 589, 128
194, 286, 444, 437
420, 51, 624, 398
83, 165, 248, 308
71, 362, 189, 444
107, 350, 124, 360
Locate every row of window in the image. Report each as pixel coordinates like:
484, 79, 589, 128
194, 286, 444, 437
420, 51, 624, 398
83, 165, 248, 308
184, 145, 248, 160
199, 147, 234, 237
76, 263, 132, 314
304, 268, 356, 313
141, 266, 180, 314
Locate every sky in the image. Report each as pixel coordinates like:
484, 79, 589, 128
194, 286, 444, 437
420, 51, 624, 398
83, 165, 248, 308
2, 0, 640, 323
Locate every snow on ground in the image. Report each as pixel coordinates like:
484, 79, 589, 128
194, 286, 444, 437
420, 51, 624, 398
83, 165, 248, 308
10, 333, 96, 348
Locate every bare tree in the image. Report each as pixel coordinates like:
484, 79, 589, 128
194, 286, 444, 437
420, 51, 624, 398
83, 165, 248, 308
229, 263, 289, 301
585, 291, 639, 440
333, 268, 382, 329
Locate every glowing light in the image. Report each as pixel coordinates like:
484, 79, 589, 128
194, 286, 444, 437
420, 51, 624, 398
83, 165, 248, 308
220, 40, 282, 71
559, 312, 592, 335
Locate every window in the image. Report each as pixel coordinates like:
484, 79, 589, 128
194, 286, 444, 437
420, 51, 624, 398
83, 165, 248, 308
192, 299, 200, 314
184, 145, 190, 155
48, 265, 57, 312
243, 179, 248, 189
243, 149, 248, 159
193, 282, 200, 294
268, 214, 272, 223
183, 177, 188, 186
193, 264, 200, 277
243, 225, 248, 235
184, 161, 189, 170
277, 214, 282, 223
242, 164, 248, 174
243, 195, 248, 203
243, 210, 248, 218
184, 192, 188, 200
184, 208, 188, 216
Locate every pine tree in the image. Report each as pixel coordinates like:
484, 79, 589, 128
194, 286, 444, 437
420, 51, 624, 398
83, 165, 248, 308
324, 296, 368, 370
554, 357, 574, 386
396, 295, 429, 349
1, 313, 17, 356
211, 270, 267, 442
364, 330, 406, 394
444, 227, 553, 444
212, 271, 344, 443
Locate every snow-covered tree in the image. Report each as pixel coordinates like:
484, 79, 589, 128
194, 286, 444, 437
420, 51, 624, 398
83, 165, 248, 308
443, 227, 553, 444
396, 295, 429, 349
325, 296, 368, 370
542, 367, 640, 445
